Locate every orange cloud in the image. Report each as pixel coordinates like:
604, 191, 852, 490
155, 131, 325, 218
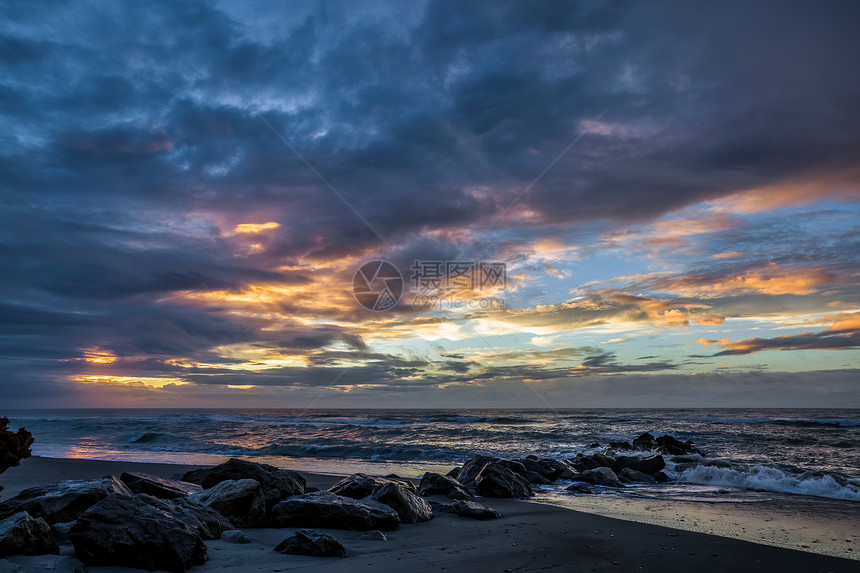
653, 263, 833, 297
234, 221, 281, 234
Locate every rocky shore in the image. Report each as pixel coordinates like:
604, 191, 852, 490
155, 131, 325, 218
0, 434, 857, 572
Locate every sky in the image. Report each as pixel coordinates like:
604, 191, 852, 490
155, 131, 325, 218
1, 0, 859, 408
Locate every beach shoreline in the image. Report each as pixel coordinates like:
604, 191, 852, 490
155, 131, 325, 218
1, 456, 857, 572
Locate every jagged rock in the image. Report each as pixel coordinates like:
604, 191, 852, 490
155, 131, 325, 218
588, 453, 616, 468
526, 471, 551, 485
274, 529, 346, 557
0, 477, 132, 524
183, 459, 304, 513
271, 491, 400, 531
138, 494, 233, 540
221, 530, 252, 544
567, 454, 601, 473
431, 500, 501, 520
0, 418, 33, 480
613, 454, 666, 475
609, 441, 633, 451
657, 435, 696, 455
70, 495, 206, 573
328, 473, 417, 500
654, 471, 670, 483
370, 482, 432, 524
50, 521, 73, 544
565, 483, 594, 494
0, 512, 58, 557
120, 472, 202, 499
618, 468, 657, 483
474, 461, 533, 498
358, 530, 387, 541
633, 432, 657, 451
445, 467, 461, 478
191, 479, 265, 528
418, 473, 473, 500
570, 467, 624, 488
517, 457, 573, 481
454, 455, 499, 490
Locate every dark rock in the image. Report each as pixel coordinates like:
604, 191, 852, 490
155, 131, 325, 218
570, 467, 624, 488
517, 458, 573, 481
653, 471, 670, 483
633, 432, 657, 451
445, 467, 461, 478
565, 483, 594, 494
191, 479, 265, 528
70, 495, 206, 573
0, 477, 132, 524
328, 473, 417, 500
138, 494, 233, 540
454, 454, 499, 490
567, 454, 601, 473
587, 443, 601, 449
588, 453, 616, 468
431, 500, 501, 520
618, 468, 657, 483
0, 418, 33, 481
274, 529, 346, 558
474, 461, 533, 498
183, 459, 304, 513
221, 530, 252, 544
613, 454, 666, 475
120, 472, 202, 499
0, 512, 58, 557
271, 491, 400, 531
526, 471, 551, 485
418, 473, 473, 500
50, 521, 73, 544
670, 455, 700, 463
358, 530, 387, 541
656, 435, 696, 455
371, 481, 432, 524
609, 441, 633, 451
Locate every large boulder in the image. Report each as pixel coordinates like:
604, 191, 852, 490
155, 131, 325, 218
328, 473, 417, 499
613, 454, 666, 475
183, 459, 304, 513
430, 500, 501, 520
617, 468, 657, 484
0, 477, 132, 524
271, 491, 400, 531
418, 473, 473, 500
526, 471, 551, 485
656, 435, 696, 455
569, 467, 624, 488
370, 482, 433, 524
474, 461, 533, 498
274, 529, 347, 558
632, 432, 657, 451
454, 455, 499, 490
588, 453, 616, 468
191, 479, 265, 528
120, 472, 202, 499
0, 512, 58, 557
567, 454, 601, 473
138, 495, 233, 540
516, 457, 573, 481
70, 495, 207, 573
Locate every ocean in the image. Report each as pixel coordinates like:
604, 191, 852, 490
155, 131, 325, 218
5, 408, 859, 503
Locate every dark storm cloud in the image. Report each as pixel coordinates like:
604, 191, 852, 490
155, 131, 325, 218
1, 0, 859, 394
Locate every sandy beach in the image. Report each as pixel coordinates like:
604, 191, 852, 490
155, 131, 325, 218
1, 456, 857, 573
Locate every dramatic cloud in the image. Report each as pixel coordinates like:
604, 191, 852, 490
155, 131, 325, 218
1, 0, 859, 406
